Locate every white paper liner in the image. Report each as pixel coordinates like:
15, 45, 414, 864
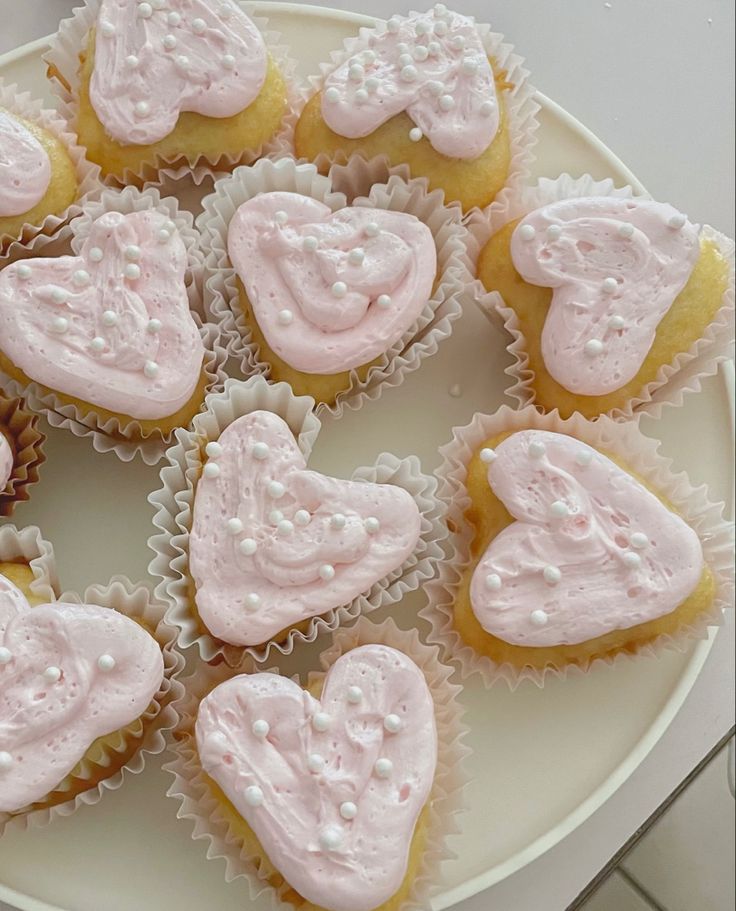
142, 164, 231, 220
148, 375, 446, 666
198, 156, 468, 419
293, 10, 540, 217
0, 185, 229, 465
0, 572, 185, 839
164, 615, 470, 911
0, 80, 101, 265
419, 403, 736, 689
42, 1, 300, 189
0, 393, 46, 518
0, 524, 59, 602
473, 174, 736, 421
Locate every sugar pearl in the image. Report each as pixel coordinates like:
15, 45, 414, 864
401, 65, 418, 82
480, 100, 496, 116
252, 442, 270, 460
618, 222, 635, 238
102, 310, 118, 326
100, 21, 116, 37
278, 309, 293, 325
609, 315, 626, 330
97, 654, 116, 672
134, 101, 150, 118
384, 713, 402, 733
274, 210, 289, 225
365, 222, 380, 237
518, 224, 536, 241
294, 509, 311, 526
163, 34, 177, 50
355, 88, 369, 104
73, 269, 90, 286
124, 263, 141, 280
576, 449, 594, 467
222, 55, 236, 70
387, 17, 401, 33
462, 58, 478, 75
192, 18, 206, 34
584, 339, 604, 357
205, 441, 223, 458
439, 94, 455, 111
267, 480, 285, 499
158, 229, 171, 243
433, 20, 448, 36
347, 685, 363, 704
348, 248, 366, 265
245, 593, 261, 609
480, 448, 497, 464
399, 53, 414, 68
312, 712, 331, 732
91, 337, 105, 352
602, 276, 618, 294
0, 647, 13, 664
126, 55, 139, 68
340, 802, 358, 820
668, 213, 687, 229
239, 538, 258, 556
485, 573, 502, 591
143, 360, 159, 378
325, 87, 340, 103
319, 827, 342, 851
203, 463, 220, 479
17, 264, 31, 279
530, 609, 549, 627
146, 318, 162, 335
349, 63, 365, 82
303, 236, 319, 252
307, 753, 326, 773
365, 76, 380, 92
365, 516, 380, 533
137, 3, 152, 19
227, 517, 244, 535
51, 287, 67, 304
269, 510, 284, 524
428, 80, 444, 95
362, 49, 377, 65
245, 786, 264, 808
414, 45, 429, 61
252, 719, 270, 738
319, 564, 336, 581
90, 246, 104, 262
549, 500, 570, 518
376, 294, 392, 308
451, 35, 466, 50
543, 565, 562, 585
623, 551, 642, 569
374, 758, 393, 778
43, 666, 61, 683
529, 440, 546, 458
167, 11, 181, 26
51, 317, 69, 334
546, 224, 562, 241
630, 532, 649, 549
0, 753, 13, 772
277, 519, 294, 536
409, 127, 423, 142
330, 513, 347, 529
331, 281, 348, 298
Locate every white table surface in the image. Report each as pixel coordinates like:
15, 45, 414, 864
0, 2, 734, 911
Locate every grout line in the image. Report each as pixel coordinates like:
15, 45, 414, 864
617, 867, 670, 911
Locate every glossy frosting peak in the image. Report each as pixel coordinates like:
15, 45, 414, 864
510, 197, 700, 395
470, 430, 704, 646
189, 411, 423, 646
0, 110, 51, 218
322, 7, 498, 159
0, 210, 205, 420
0, 575, 164, 813
90, 0, 267, 145
0, 434, 12, 491
196, 644, 437, 911
227, 192, 436, 374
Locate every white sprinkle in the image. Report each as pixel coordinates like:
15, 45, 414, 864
227, 517, 244, 535
303, 235, 319, 252
277, 519, 294, 536
245, 592, 261, 610
325, 86, 340, 103
125, 54, 139, 69
100, 20, 115, 37
668, 213, 687, 229
158, 228, 171, 243
439, 94, 455, 111
102, 310, 118, 327
349, 63, 365, 82
319, 827, 342, 851
401, 65, 418, 82
609, 314, 626, 331
0, 752, 13, 772
51, 317, 69, 334
384, 713, 402, 733
546, 224, 562, 241
163, 34, 177, 50
203, 463, 220, 479
399, 53, 414, 68
278, 309, 293, 325
623, 551, 642, 569
252, 442, 270, 460
331, 281, 348, 298
245, 786, 264, 808
17, 264, 31, 279
409, 127, 423, 142
584, 339, 604, 357
415, 20, 430, 35
294, 509, 311, 526
124, 263, 141, 280
90, 246, 104, 262
239, 538, 258, 556
166, 219, 177, 234
576, 449, 594, 467
428, 41, 441, 57
543, 565, 562, 585
355, 88, 369, 104
433, 20, 448, 36
274, 210, 288, 226
362, 49, 377, 65
365, 76, 380, 93
462, 58, 478, 75
480, 100, 496, 117
365, 222, 380, 237
529, 440, 546, 458
414, 45, 429, 62
0, 647, 12, 664
134, 101, 150, 118
376, 294, 392, 309
340, 802, 358, 820
387, 17, 401, 33
348, 248, 366, 265
167, 11, 181, 26
91, 337, 105, 352
137, 2, 152, 19
307, 753, 325, 773
618, 222, 635, 238
602, 276, 618, 294
550, 500, 569, 518
374, 757, 393, 778
73, 269, 90, 286
192, 17, 206, 34
312, 712, 331, 732
428, 80, 444, 97
222, 54, 236, 70
267, 480, 285, 499
365, 516, 380, 534
51, 287, 67, 304
205, 441, 223, 458
146, 318, 162, 335
630, 532, 649, 549
319, 564, 336, 581
485, 573, 502, 591
480, 447, 497, 464
97, 654, 116, 672
450, 35, 466, 50
330, 513, 347, 529
143, 360, 159, 378
43, 666, 61, 683
530, 609, 549, 627
252, 719, 270, 738
347, 685, 363, 704
518, 224, 536, 241
269, 509, 284, 524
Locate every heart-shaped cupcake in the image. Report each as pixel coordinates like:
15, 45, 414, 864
227, 192, 436, 374
0, 210, 205, 421
510, 197, 701, 395
89, 0, 268, 145
189, 411, 423, 646
321, 7, 498, 160
196, 644, 437, 911
0, 575, 165, 813
469, 430, 705, 646
0, 109, 51, 218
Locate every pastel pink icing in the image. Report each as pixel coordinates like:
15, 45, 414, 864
227, 192, 436, 374
189, 411, 423, 646
510, 197, 700, 395
321, 7, 498, 160
469, 430, 704, 647
196, 644, 437, 911
0, 434, 12, 491
90, 0, 268, 146
0, 574, 164, 813
0, 110, 51, 218
0, 210, 205, 421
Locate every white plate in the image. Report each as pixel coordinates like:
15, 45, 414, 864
0, 5, 733, 911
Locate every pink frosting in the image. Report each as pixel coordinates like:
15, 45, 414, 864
0, 110, 51, 218
510, 197, 700, 395
227, 192, 436, 374
189, 411, 423, 646
469, 430, 704, 647
196, 644, 437, 911
0, 433, 12, 491
321, 7, 498, 160
90, 0, 268, 146
0, 210, 205, 420
0, 574, 164, 813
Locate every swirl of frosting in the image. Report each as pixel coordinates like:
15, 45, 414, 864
510, 197, 701, 395
321, 7, 498, 160
90, 0, 268, 146
0, 210, 205, 420
196, 644, 437, 911
227, 192, 436, 374
0, 110, 51, 218
469, 430, 704, 647
189, 411, 423, 646
0, 574, 164, 813
0, 434, 12, 491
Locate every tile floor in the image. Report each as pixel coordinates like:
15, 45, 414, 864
583, 738, 735, 911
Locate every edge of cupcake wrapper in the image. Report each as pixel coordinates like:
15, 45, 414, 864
0, 185, 230, 466
0, 394, 46, 518
418, 403, 736, 690
0, 569, 186, 839
0, 524, 59, 602
42, 1, 301, 189
291, 10, 540, 219
148, 375, 446, 667
0, 80, 102, 265
198, 155, 468, 420
163, 615, 471, 911
473, 174, 736, 420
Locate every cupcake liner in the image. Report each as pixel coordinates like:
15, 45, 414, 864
0, 393, 46, 518
294, 10, 540, 217
419, 404, 735, 689
0, 574, 185, 839
164, 615, 470, 911
148, 375, 445, 666
0, 185, 229, 465
198, 155, 468, 419
0, 79, 101, 265
43, 1, 301, 189
0, 524, 59, 602
142, 165, 232, 220
474, 174, 736, 420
